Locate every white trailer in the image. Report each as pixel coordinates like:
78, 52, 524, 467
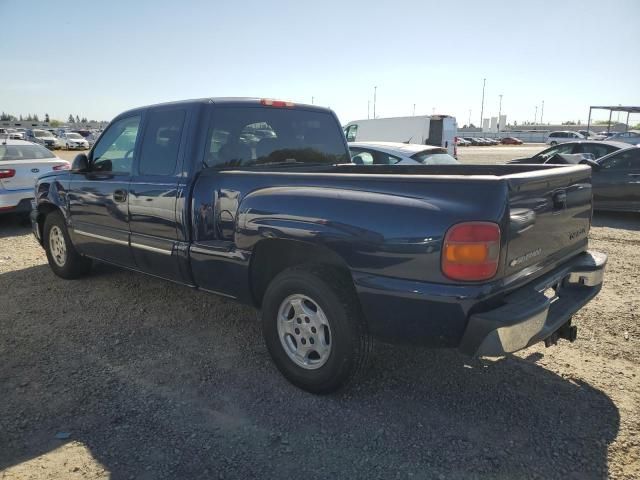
343, 115, 458, 156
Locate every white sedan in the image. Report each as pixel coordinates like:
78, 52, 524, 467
0, 140, 70, 216
59, 132, 90, 150
348, 141, 459, 165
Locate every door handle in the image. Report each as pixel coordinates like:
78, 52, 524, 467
113, 189, 128, 203
628, 173, 640, 177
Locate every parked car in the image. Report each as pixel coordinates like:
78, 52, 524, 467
501, 137, 523, 145
546, 131, 586, 145
482, 138, 499, 146
343, 115, 458, 156
59, 132, 90, 150
31, 97, 606, 393
0, 128, 24, 140
456, 137, 471, 146
603, 131, 640, 145
0, 140, 70, 215
349, 142, 458, 165
586, 146, 640, 212
27, 129, 61, 149
578, 130, 606, 140
508, 141, 629, 164
72, 129, 92, 138
462, 137, 481, 146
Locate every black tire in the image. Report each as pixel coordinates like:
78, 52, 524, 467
550, 141, 558, 146
262, 264, 372, 394
43, 211, 92, 279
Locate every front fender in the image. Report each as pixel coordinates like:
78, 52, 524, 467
33, 174, 70, 239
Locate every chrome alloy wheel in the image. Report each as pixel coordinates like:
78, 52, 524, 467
277, 294, 332, 370
49, 225, 67, 267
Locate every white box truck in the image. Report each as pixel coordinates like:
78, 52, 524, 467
343, 115, 458, 156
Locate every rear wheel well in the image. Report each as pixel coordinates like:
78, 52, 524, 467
250, 239, 353, 308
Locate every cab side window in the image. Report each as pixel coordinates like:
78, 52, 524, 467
92, 116, 141, 173
138, 109, 186, 176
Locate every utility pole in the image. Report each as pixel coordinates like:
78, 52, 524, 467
498, 94, 503, 133
413, 104, 416, 116
534, 105, 538, 125
367, 100, 370, 119
468, 109, 472, 126
311, 96, 314, 105
540, 100, 544, 125
480, 78, 486, 129
373, 86, 377, 119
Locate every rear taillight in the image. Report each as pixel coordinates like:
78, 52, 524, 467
53, 163, 70, 171
442, 222, 501, 281
260, 98, 295, 108
0, 169, 16, 179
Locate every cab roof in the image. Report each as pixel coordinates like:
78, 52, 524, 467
116, 97, 332, 119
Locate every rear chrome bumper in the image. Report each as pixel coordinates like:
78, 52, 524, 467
459, 250, 607, 356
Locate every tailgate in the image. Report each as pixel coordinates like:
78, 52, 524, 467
504, 165, 592, 277
0, 160, 68, 191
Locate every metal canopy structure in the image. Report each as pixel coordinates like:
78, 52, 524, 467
587, 105, 640, 135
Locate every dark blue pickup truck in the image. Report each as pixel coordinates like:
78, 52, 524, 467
31, 98, 606, 393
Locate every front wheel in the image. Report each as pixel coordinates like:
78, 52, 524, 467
262, 265, 372, 394
43, 211, 92, 279
550, 141, 558, 146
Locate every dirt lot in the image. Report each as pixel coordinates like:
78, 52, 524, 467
0, 148, 638, 479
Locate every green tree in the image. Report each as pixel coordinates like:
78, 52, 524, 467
33, 114, 40, 122
68, 114, 75, 123
45, 113, 50, 123
75, 115, 80, 124
81, 117, 87, 124
50, 119, 62, 127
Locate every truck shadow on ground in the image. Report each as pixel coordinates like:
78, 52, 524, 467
592, 211, 639, 231
0, 214, 31, 239
0, 263, 619, 480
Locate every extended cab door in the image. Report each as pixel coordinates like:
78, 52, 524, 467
67, 115, 141, 267
593, 148, 640, 211
128, 107, 189, 281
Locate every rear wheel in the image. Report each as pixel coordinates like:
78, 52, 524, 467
262, 265, 371, 394
550, 141, 558, 146
43, 211, 92, 279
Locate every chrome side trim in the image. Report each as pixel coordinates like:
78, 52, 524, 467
73, 229, 129, 246
130, 242, 173, 255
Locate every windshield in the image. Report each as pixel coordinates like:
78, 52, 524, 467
411, 150, 459, 165
204, 107, 349, 168
33, 130, 52, 138
67, 133, 83, 139
0, 144, 56, 160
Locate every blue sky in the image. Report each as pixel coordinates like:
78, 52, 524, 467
1, 0, 638, 126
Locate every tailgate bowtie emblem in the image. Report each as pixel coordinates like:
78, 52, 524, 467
31, 168, 40, 173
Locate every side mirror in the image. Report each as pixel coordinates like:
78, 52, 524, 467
580, 158, 601, 170
71, 153, 89, 172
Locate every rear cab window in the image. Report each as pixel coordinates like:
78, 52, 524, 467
204, 106, 349, 169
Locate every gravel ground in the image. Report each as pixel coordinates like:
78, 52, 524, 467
0, 151, 638, 479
